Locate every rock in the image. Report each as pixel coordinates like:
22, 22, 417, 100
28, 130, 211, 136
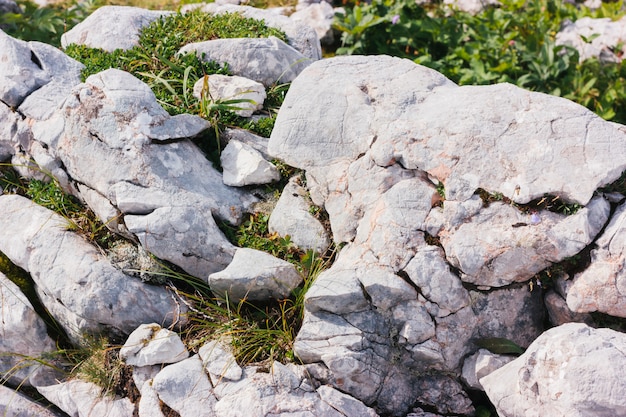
132, 365, 165, 417
0, 194, 185, 343
190, 3, 322, 60
414, 374, 475, 416
269, 56, 626, 208
0, 384, 65, 417
198, 340, 243, 383
120, 323, 189, 367
317, 384, 379, 417
290, 2, 335, 45
544, 290, 595, 326
567, 200, 626, 317
31, 367, 135, 417
443, 0, 500, 14
461, 348, 515, 390
556, 16, 626, 63
208, 247, 303, 302
221, 128, 273, 157
53, 68, 256, 277
220, 140, 280, 186
61, 6, 172, 52
179, 36, 312, 88
268, 176, 331, 253
0, 102, 24, 165
193, 74, 266, 117
106, 240, 168, 284
440, 192, 610, 288
0, 273, 56, 386
152, 355, 218, 417
481, 323, 626, 417
0, 0, 20, 15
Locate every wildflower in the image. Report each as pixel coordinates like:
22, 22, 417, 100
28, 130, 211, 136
508, 40, 516, 46
391, 14, 400, 25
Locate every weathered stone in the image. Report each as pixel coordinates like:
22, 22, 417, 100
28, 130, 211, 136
414, 375, 474, 416
221, 127, 272, 159
545, 290, 595, 326
120, 323, 189, 367
0, 103, 22, 161
481, 323, 626, 417
55, 68, 255, 277
220, 140, 280, 186
198, 340, 242, 383
556, 16, 626, 63
191, 3, 322, 60
0, 0, 20, 15
208, 247, 302, 302
0, 384, 64, 417
317, 385, 379, 417
61, 6, 171, 52
0, 273, 56, 386
193, 74, 265, 117
567, 201, 626, 317
268, 176, 331, 253
152, 355, 218, 417
0, 194, 185, 343
461, 348, 515, 390
180, 36, 312, 88
31, 367, 135, 417
443, 0, 500, 14
290, 2, 335, 45
440, 196, 610, 287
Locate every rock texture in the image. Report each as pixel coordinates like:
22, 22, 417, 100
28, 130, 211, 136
481, 323, 626, 417
556, 16, 626, 63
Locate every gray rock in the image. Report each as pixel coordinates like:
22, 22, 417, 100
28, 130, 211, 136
61, 6, 172, 52
192, 3, 322, 60
268, 176, 330, 253
152, 355, 217, 417
220, 139, 280, 186
317, 385, 379, 417
0, 384, 64, 417
179, 36, 312, 88
193, 74, 265, 117
461, 348, 515, 390
120, 323, 189, 366
0, 102, 22, 160
567, 200, 626, 317
440, 196, 610, 287
221, 128, 272, 158
481, 323, 626, 417
198, 340, 242, 383
208, 247, 302, 302
0, 0, 20, 15
54, 68, 255, 277
31, 367, 135, 417
556, 16, 626, 63
0, 273, 56, 386
414, 375, 474, 416
545, 290, 595, 326
290, 2, 335, 45
0, 194, 185, 343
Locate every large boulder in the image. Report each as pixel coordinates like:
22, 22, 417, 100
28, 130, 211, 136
0, 195, 185, 343
481, 323, 626, 417
268, 55, 625, 415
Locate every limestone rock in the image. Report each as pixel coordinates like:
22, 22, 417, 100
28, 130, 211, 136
268, 176, 331, 253
220, 140, 280, 186
290, 2, 335, 45
152, 355, 218, 417
198, 340, 243, 383
120, 323, 189, 366
180, 36, 312, 88
556, 16, 626, 63
567, 200, 626, 317
443, 0, 500, 14
191, 3, 322, 60
208, 247, 303, 302
0, 273, 56, 386
193, 74, 265, 117
0, 194, 185, 343
481, 323, 626, 417
61, 6, 172, 52
0, 384, 64, 417
461, 349, 515, 390
544, 290, 595, 326
317, 385, 379, 417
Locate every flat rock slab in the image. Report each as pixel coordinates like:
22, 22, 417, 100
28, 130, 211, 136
481, 323, 626, 417
120, 323, 189, 366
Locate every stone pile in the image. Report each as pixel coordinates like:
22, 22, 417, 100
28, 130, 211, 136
1, 2, 626, 417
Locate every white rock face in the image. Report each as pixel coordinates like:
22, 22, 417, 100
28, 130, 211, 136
0, 273, 56, 386
208, 247, 303, 302
198, 340, 243, 383
220, 140, 280, 186
481, 323, 626, 417
61, 6, 172, 52
269, 176, 331, 253
461, 349, 514, 390
120, 323, 189, 366
567, 201, 626, 317
0, 384, 64, 417
193, 74, 266, 117
180, 36, 312, 88
0, 194, 185, 343
290, 2, 335, 45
